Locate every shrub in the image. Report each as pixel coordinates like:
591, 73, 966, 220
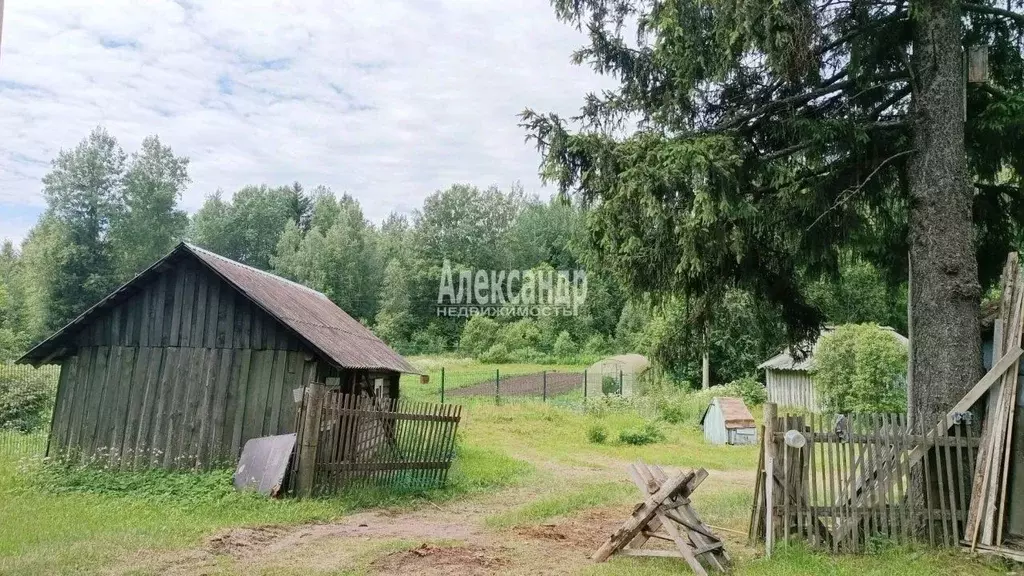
618, 421, 665, 446
813, 323, 907, 413
459, 315, 500, 358
479, 343, 511, 364
583, 334, 610, 356
601, 375, 620, 395
587, 424, 608, 444
0, 368, 55, 432
498, 319, 542, 351
552, 331, 576, 360
728, 375, 767, 407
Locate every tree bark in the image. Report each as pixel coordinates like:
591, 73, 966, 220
907, 0, 982, 428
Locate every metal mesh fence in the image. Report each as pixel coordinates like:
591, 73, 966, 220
0, 363, 59, 459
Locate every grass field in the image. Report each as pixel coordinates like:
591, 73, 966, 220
0, 358, 1012, 575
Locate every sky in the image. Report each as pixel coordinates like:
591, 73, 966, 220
0, 0, 614, 245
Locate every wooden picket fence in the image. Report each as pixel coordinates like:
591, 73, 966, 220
305, 392, 461, 495
749, 409, 981, 552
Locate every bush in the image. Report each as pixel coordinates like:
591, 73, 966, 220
0, 368, 55, 432
479, 343, 511, 364
587, 424, 608, 444
601, 375, 620, 395
813, 323, 907, 413
552, 331, 576, 360
498, 319, 542, 351
728, 375, 767, 407
618, 421, 665, 446
459, 315, 500, 358
583, 334, 610, 356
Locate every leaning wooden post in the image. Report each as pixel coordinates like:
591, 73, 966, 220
764, 402, 778, 557
296, 381, 327, 498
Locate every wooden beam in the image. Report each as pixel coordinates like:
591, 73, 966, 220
592, 470, 696, 562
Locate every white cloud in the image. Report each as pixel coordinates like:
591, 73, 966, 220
0, 0, 615, 244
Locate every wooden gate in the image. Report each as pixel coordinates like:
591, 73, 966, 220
294, 387, 461, 496
749, 407, 981, 551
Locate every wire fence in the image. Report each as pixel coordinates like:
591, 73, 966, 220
400, 367, 661, 418
0, 362, 59, 460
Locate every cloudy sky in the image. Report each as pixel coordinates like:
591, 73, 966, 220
0, 0, 613, 244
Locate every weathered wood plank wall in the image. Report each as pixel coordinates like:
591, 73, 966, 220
73, 259, 304, 352
48, 261, 318, 469
766, 370, 821, 412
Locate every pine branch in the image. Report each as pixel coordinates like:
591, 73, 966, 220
962, 2, 1024, 26
806, 149, 915, 232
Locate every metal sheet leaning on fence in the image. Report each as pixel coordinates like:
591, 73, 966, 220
592, 461, 729, 575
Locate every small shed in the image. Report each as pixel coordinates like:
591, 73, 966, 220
18, 242, 417, 470
700, 396, 756, 445
584, 354, 651, 397
758, 326, 908, 413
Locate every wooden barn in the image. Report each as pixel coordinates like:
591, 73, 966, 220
700, 396, 756, 445
18, 242, 417, 469
757, 326, 907, 413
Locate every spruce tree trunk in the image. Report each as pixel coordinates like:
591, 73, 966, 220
907, 0, 983, 428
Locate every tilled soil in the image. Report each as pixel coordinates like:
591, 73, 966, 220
447, 372, 584, 398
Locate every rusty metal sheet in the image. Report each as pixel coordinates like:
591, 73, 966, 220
234, 433, 296, 496
189, 243, 418, 374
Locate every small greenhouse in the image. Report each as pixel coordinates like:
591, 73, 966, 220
584, 354, 651, 397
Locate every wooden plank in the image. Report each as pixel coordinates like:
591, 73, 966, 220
220, 286, 234, 348
208, 349, 233, 465
278, 352, 302, 434
252, 308, 264, 350
239, 300, 252, 349
191, 272, 209, 348
83, 346, 116, 458
243, 350, 274, 440
953, 418, 969, 541
169, 267, 186, 346
108, 347, 139, 464
204, 278, 220, 349
151, 273, 168, 345
229, 349, 253, 459
179, 265, 196, 347
941, 419, 960, 544
890, 414, 909, 544
657, 509, 708, 576
49, 356, 77, 453
593, 470, 698, 562
118, 347, 151, 469
150, 348, 178, 467
139, 282, 152, 347
173, 348, 204, 468
110, 306, 122, 347
67, 347, 96, 451
133, 348, 164, 468
191, 349, 218, 467
265, 349, 288, 435
160, 348, 188, 468
808, 416, 818, 547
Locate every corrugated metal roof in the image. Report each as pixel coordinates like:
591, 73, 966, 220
701, 396, 755, 430
19, 243, 418, 374
757, 326, 908, 372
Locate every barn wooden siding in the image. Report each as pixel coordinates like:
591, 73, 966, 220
765, 369, 820, 412
47, 260, 319, 469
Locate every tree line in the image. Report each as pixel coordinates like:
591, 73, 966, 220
0, 127, 910, 388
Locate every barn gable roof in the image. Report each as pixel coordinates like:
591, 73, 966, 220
757, 326, 908, 373
18, 243, 418, 374
700, 396, 755, 430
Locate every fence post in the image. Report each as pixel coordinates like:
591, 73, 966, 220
543, 370, 547, 402
764, 402, 778, 557
583, 369, 588, 403
619, 370, 624, 396
296, 381, 327, 498
495, 368, 500, 406
440, 367, 445, 404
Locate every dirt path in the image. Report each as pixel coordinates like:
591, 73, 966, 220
112, 461, 753, 576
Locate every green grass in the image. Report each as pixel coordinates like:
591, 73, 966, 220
0, 441, 531, 575
585, 542, 1009, 575
0, 358, 1007, 575
485, 481, 635, 528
